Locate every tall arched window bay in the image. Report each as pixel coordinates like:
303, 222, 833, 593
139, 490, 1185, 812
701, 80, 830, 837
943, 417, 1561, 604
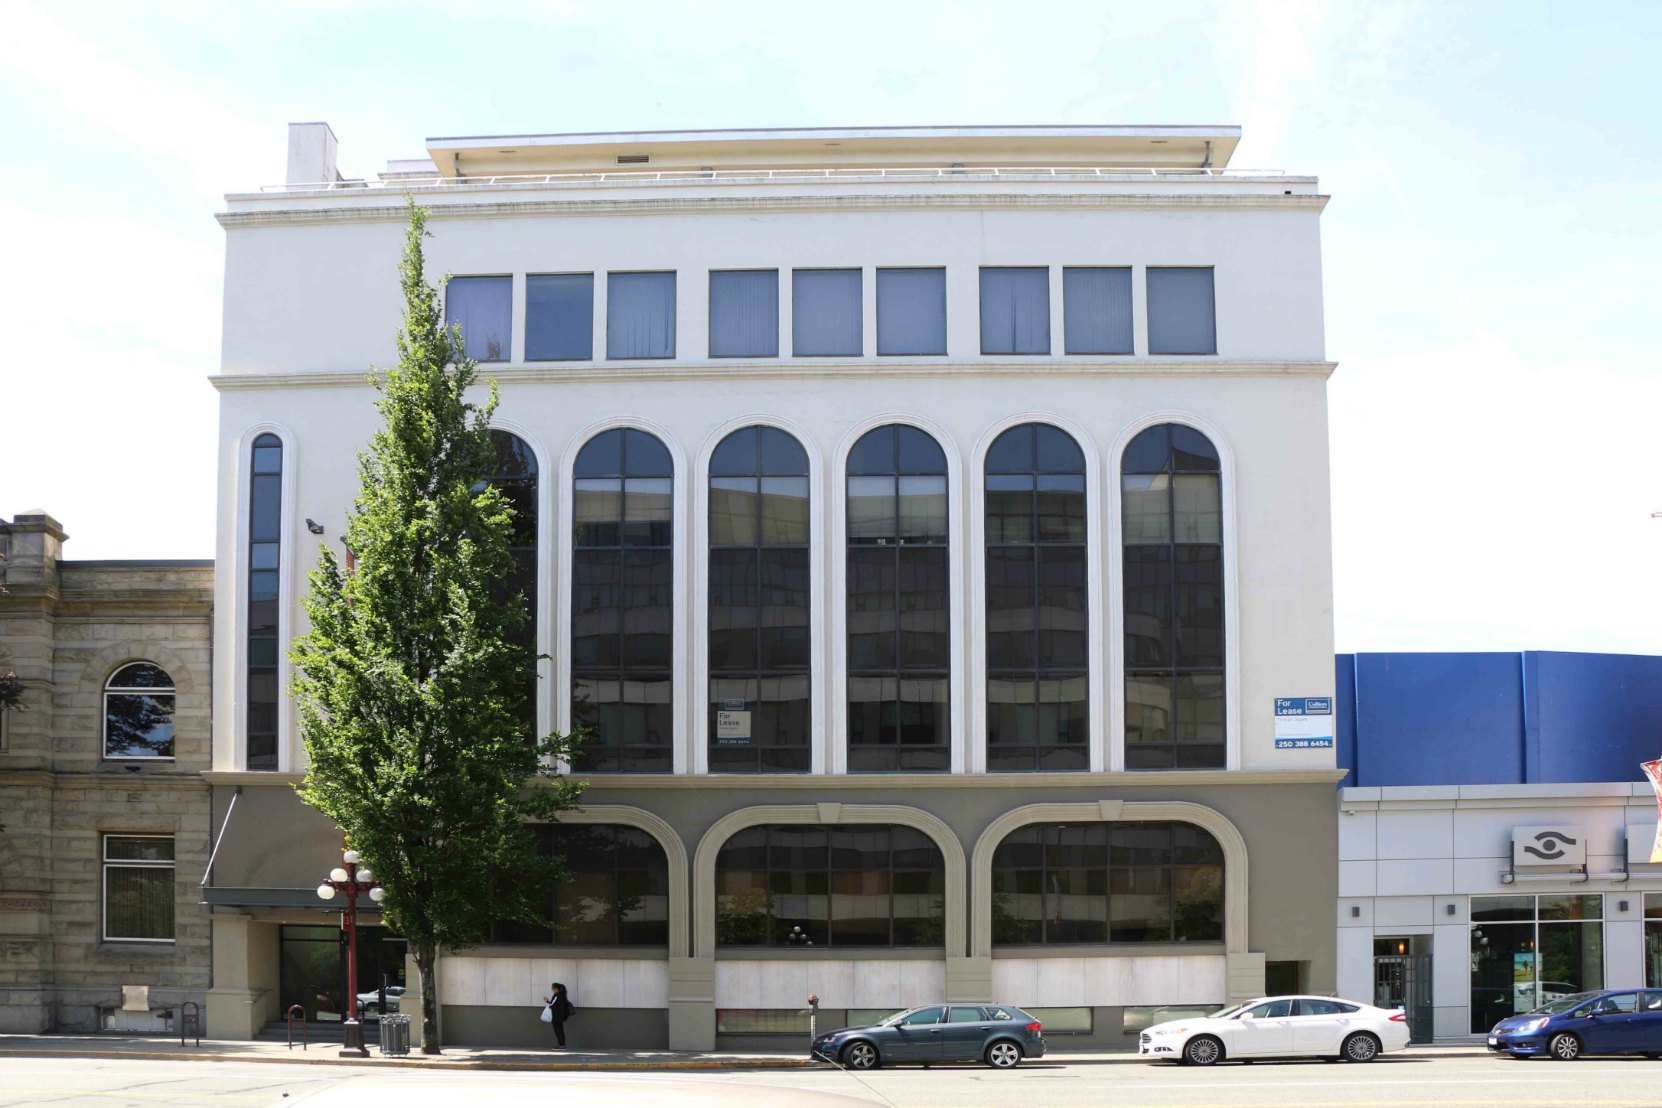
708, 426, 811, 772
571, 428, 674, 773
846, 424, 950, 773
985, 423, 1088, 771
246, 432, 282, 771
483, 430, 538, 735
1121, 423, 1224, 770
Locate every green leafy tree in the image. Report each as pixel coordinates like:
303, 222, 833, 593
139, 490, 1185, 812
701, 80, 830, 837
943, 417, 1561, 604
289, 201, 583, 1053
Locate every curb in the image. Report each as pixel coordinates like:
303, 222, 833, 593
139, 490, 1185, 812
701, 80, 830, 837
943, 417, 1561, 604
0, 1046, 817, 1071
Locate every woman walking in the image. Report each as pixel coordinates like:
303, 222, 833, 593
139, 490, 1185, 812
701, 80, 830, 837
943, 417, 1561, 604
543, 982, 573, 1049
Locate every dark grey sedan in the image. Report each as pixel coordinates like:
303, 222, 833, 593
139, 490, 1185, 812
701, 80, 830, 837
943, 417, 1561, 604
810, 1003, 1047, 1069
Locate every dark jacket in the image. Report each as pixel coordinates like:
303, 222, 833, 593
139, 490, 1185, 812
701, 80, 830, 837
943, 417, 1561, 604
545, 991, 573, 1021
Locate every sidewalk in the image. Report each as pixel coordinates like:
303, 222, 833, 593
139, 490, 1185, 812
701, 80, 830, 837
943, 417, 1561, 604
0, 1033, 1491, 1072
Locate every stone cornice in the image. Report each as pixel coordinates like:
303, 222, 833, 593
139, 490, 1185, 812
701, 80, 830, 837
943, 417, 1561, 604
0, 769, 211, 788
218, 189, 1329, 230
213, 359, 1338, 392
199, 768, 1347, 789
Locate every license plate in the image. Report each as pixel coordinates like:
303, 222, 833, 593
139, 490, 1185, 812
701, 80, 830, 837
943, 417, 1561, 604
1488, 1037, 1497, 1046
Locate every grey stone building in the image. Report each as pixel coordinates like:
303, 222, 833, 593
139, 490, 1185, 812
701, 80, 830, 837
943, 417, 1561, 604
0, 511, 213, 1033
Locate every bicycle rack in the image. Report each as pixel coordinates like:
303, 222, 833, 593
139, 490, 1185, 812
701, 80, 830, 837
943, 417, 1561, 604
179, 1001, 202, 1047
286, 1004, 308, 1050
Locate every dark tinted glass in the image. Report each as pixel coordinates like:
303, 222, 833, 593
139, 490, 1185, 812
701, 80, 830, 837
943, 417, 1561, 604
717, 824, 944, 947
708, 426, 812, 772
572, 428, 674, 772
526, 274, 594, 360
1123, 424, 1223, 771
493, 823, 669, 945
246, 435, 282, 771
110, 662, 173, 689
987, 424, 1089, 771
847, 426, 950, 772
991, 822, 1221, 945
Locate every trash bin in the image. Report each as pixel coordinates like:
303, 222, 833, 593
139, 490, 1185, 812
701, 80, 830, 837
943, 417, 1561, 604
379, 1013, 411, 1056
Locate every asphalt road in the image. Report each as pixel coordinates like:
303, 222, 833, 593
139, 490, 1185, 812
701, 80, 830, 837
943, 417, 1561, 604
3, 1054, 1662, 1108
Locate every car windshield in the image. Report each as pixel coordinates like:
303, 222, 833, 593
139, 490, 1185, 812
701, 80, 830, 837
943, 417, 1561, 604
879, 1009, 916, 1026
1207, 1002, 1249, 1018
1534, 992, 1598, 1015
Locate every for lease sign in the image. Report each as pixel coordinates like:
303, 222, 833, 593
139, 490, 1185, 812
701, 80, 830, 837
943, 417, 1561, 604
1274, 697, 1334, 749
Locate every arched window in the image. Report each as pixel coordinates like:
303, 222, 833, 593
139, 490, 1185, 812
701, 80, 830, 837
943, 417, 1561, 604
716, 824, 944, 946
492, 823, 669, 945
984, 423, 1088, 771
571, 428, 674, 773
846, 425, 950, 773
246, 432, 282, 771
105, 663, 176, 760
485, 430, 538, 734
1121, 424, 1224, 770
991, 821, 1223, 945
708, 426, 811, 772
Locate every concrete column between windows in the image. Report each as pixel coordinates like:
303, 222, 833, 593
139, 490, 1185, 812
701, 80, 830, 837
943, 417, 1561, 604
668, 955, 716, 1051
205, 915, 279, 1040
1224, 951, 1266, 1002
945, 954, 993, 1004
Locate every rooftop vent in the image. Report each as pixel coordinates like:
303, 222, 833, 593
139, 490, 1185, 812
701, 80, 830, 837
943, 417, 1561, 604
617, 154, 650, 165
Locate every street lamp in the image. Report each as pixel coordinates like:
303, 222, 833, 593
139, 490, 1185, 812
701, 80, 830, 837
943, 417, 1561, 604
316, 847, 385, 1057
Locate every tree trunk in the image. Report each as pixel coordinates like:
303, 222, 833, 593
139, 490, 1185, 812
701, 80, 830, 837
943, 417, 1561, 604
415, 939, 441, 1055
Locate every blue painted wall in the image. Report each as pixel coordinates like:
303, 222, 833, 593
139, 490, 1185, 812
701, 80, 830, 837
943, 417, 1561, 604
1336, 651, 1662, 787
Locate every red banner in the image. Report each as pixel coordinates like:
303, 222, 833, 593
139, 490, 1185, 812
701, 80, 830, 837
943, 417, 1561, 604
1644, 759, 1662, 864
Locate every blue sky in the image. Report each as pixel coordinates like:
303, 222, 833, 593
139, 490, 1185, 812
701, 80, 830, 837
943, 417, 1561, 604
1, 0, 1657, 653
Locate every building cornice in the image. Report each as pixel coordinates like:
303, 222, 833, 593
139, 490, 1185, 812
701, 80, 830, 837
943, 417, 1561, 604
217, 189, 1329, 230
212, 359, 1337, 392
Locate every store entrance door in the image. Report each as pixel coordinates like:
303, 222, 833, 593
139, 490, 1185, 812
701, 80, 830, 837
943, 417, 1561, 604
1373, 937, 1432, 1043
279, 924, 407, 1025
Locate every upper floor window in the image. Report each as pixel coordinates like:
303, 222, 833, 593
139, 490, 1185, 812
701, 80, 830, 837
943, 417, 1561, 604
1122, 423, 1224, 770
709, 426, 811, 773
980, 267, 1050, 355
716, 824, 945, 947
526, 273, 593, 361
571, 428, 674, 772
709, 270, 779, 358
103, 835, 175, 942
792, 269, 862, 357
876, 268, 946, 356
1063, 267, 1133, 355
105, 663, 175, 760
492, 823, 669, 945
607, 272, 676, 359
985, 424, 1088, 771
483, 431, 538, 733
1146, 267, 1216, 355
247, 432, 282, 771
846, 424, 950, 772
446, 275, 512, 362
991, 821, 1224, 945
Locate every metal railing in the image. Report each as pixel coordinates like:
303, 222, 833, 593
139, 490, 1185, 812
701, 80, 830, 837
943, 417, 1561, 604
260, 164, 1291, 193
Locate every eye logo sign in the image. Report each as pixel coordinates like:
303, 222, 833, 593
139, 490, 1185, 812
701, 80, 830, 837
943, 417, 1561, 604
1522, 830, 1578, 860
1513, 826, 1587, 867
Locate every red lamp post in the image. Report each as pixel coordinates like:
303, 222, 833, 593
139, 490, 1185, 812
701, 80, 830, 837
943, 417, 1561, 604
316, 848, 384, 1058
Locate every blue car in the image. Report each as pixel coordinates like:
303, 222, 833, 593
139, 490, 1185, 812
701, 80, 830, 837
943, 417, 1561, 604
811, 1004, 1047, 1069
1488, 988, 1662, 1060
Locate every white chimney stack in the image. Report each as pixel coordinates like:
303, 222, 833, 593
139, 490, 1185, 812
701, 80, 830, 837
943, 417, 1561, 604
286, 122, 340, 186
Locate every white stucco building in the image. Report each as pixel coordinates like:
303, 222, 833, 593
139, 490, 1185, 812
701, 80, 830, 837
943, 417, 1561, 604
203, 123, 1342, 1050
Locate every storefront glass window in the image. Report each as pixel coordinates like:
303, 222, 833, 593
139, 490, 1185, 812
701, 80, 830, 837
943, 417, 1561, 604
1645, 893, 1662, 988
1469, 893, 1604, 1033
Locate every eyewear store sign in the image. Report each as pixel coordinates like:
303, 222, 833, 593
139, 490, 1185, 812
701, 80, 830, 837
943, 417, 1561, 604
1273, 697, 1333, 749
716, 700, 752, 745
1512, 827, 1587, 868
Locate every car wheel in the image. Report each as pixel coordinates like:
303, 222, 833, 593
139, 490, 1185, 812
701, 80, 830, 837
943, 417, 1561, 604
984, 1040, 1023, 1069
1548, 1033, 1581, 1061
1183, 1036, 1224, 1066
841, 1041, 880, 1070
1341, 1032, 1380, 1063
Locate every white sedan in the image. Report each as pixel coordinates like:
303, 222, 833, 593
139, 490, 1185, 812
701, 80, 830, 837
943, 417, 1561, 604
1138, 995, 1411, 1065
